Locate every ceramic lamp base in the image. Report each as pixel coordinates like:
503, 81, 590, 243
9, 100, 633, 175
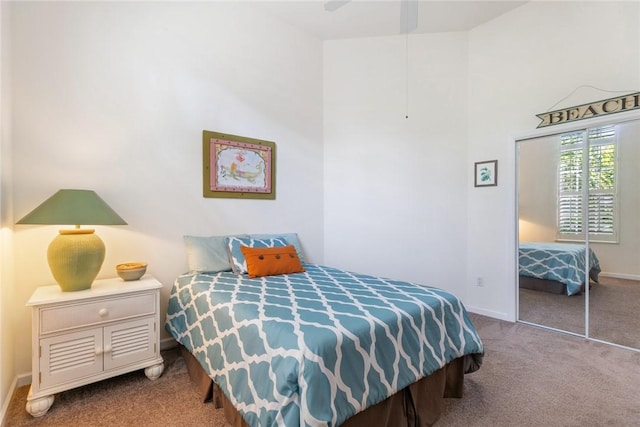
47, 229, 105, 292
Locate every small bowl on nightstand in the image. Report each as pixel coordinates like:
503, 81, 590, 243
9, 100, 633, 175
116, 262, 147, 281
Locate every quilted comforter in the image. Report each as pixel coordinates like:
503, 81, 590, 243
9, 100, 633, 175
519, 242, 601, 295
165, 264, 484, 427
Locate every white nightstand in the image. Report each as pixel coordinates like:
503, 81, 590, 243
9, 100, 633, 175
25, 275, 165, 417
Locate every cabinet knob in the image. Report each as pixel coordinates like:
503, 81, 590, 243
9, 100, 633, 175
98, 308, 109, 317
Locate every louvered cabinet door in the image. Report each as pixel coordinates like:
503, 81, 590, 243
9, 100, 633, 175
104, 317, 156, 371
39, 329, 103, 390
26, 276, 165, 417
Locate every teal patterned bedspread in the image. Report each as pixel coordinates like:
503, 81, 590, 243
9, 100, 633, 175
519, 242, 601, 295
165, 264, 484, 427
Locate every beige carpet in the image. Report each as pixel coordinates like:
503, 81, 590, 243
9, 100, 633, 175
519, 276, 640, 348
4, 348, 226, 427
439, 314, 640, 426
5, 314, 640, 426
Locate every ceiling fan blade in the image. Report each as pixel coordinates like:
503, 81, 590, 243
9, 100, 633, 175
400, 0, 418, 33
324, 0, 351, 12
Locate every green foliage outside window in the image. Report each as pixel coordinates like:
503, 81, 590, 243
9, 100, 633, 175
557, 126, 616, 239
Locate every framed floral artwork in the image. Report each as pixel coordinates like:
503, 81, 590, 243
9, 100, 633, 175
203, 131, 276, 199
474, 160, 498, 187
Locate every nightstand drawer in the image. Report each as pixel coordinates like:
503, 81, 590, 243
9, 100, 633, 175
40, 293, 156, 334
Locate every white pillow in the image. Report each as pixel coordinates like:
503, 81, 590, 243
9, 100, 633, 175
183, 234, 248, 273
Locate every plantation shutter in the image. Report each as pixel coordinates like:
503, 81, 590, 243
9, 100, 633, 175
588, 126, 616, 239
558, 131, 585, 236
557, 125, 617, 242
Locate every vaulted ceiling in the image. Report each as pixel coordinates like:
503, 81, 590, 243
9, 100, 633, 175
256, 1, 528, 40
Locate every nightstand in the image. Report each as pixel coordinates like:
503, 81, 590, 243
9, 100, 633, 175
25, 275, 165, 417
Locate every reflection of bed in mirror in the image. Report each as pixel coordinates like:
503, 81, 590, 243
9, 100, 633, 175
519, 242, 601, 296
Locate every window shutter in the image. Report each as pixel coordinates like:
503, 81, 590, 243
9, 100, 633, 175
587, 126, 616, 238
588, 193, 614, 234
557, 132, 585, 237
557, 125, 617, 242
558, 195, 582, 234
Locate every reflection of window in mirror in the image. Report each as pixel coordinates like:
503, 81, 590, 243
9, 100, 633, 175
517, 115, 640, 351
557, 125, 618, 243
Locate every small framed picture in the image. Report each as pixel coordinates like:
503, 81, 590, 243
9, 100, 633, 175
474, 160, 498, 187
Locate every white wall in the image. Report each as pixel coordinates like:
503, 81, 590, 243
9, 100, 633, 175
9, 1, 324, 377
0, 0, 14, 418
324, 33, 469, 297
466, 1, 640, 319
518, 134, 557, 243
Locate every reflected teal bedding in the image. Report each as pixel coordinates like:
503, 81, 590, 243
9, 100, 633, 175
519, 242, 601, 295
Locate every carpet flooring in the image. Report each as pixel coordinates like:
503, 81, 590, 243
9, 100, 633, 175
4, 347, 226, 427
5, 313, 640, 426
519, 276, 640, 349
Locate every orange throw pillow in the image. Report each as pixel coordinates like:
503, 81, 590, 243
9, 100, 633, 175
240, 245, 305, 278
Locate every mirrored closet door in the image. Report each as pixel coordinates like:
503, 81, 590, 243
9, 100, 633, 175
587, 119, 640, 349
517, 112, 640, 351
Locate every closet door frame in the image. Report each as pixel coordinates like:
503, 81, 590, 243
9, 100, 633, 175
514, 109, 640, 349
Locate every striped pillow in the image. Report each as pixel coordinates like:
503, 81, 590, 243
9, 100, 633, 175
225, 236, 288, 274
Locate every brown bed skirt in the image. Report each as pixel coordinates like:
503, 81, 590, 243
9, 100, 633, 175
180, 345, 467, 427
519, 269, 599, 295
519, 275, 567, 294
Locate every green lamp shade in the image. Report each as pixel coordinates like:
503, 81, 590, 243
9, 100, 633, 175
17, 189, 127, 226
17, 189, 127, 292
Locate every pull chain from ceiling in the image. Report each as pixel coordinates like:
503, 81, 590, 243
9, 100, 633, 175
405, 31, 409, 119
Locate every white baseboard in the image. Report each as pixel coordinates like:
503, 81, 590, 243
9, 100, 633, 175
160, 337, 178, 351
0, 375, 22, 427
16, 373, 30, 388
599, 272, 640, 281
467, 306, 514, 322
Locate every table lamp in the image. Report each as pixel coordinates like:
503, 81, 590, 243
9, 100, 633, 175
17, 189, 127, 292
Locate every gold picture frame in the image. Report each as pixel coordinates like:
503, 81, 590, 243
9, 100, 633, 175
203, 131, 276, 199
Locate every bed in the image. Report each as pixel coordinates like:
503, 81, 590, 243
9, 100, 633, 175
166, 234, 484, 427
518, 242, 601, 296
